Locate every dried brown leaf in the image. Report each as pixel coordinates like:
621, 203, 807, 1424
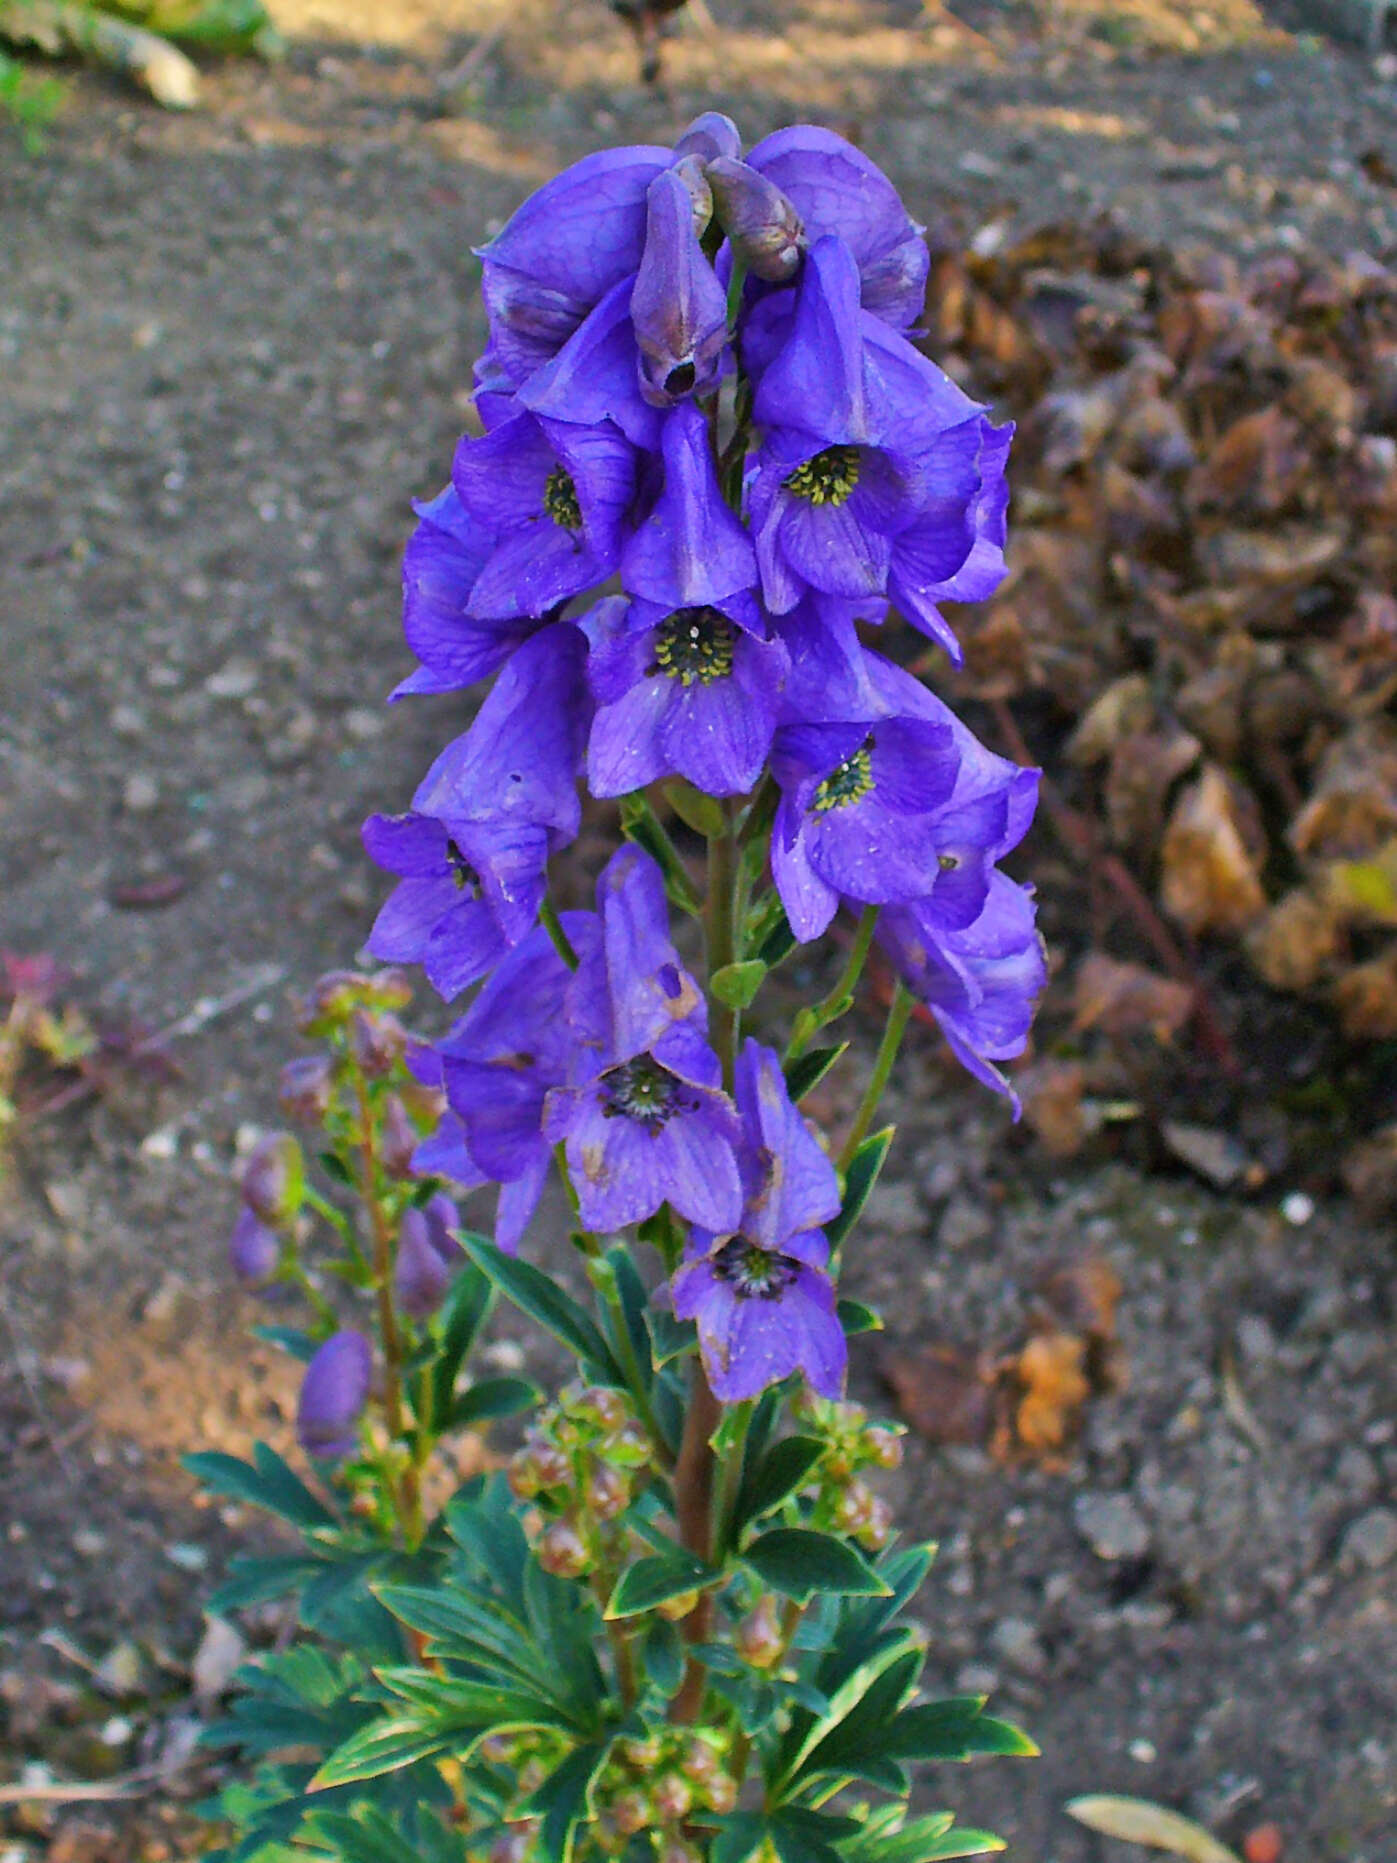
1065, 674, 1152, 766
1161, 765, 1267, 935
1290, 724, 1397, 860
1332, 946, 1397, 1039
1105, 723, 1202, 850
1186, 406, 1306, 518
1195, 523, 1345, 591
1018, 1059, 1090, 1158
1073, 953, 1195, 1041
881, 1343, 993, 1446
1245, 888, 1344, 991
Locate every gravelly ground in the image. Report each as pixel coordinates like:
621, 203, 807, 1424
2, 1, 1396, 1856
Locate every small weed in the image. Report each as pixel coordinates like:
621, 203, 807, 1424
0, 50, 66, 152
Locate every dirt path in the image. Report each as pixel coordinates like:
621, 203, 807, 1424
2, 1, 1396, 1856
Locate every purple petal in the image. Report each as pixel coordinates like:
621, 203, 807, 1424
621, 404, 756, 607
630, 169, 729, 406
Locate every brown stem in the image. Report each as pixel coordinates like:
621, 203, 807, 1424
989, 697, 1240, 1079
355, 1075, 423, 1545
670, 1361, 722, 1722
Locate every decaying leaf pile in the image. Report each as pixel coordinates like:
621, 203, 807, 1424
920, 219, 1397, 1164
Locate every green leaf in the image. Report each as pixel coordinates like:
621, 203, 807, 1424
1065, 1797, 1240, 1863
317, 1148, 356, 1188
639, 1619, 684, 1696
711, 1814, 769, 1863
757, 910, 798, 968
183, 1446, 337, 1531
457, 1233, 621, 1382
445, 1376, 539, 1430
710, 960, 768, 1010
770, 1810, 856, 1863
648, 1309, 697, 1366
745, 1529, 891, 1604
841, 1813, 1008, 1863
206, 1554, 324, 1615
605, 1547, 718, 1619
783, 1648, 922, 1791
618, 798, 701, 914
882, 1699, 1038, 1763
836, 1300, 883, 1337
826, 1126, 895, 1251
663, 778, 726, 839
310, 1717, 453, 1789
784, 1043, 848, 1104
427, 1259, 493, 1430
523, 1740, 613, 1863
736, 1434, 826, 1533
250, 1324, 318, 1362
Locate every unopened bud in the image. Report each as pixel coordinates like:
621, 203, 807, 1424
228, 1207, 280, 1287
833, 1479, 876, 1537
864, 1425, 904, 1470
611, 1792, 650, 1837
606, 1420, 652, 1468
296, 969, 364, 1035
277, 1054, 335, 1124
652, 1773, 692, 1822
507, 1447, 541, 1499
422, 1191, 461, 1263
584, 1462, 629, 1521
240, 1132, 304, 1227
394, 1206, 451, 1320
362, 968, 413, 1011
296, 1330, 372, 1460
702, 1772, 738, 1815
620, 1734, 664, 1770
659, 1840, 702, 1863
679, 1735, 721, 1785
736, 1594, 783, 1668
581, 1386, 629, 1432
858, 1495, 894, 1553
706, 157, 804, 283
671, 110, 741, 165
380, 1095, 417, 1179
349, 1009, 402, 1078
537, 1518, 591, 1579
672, 153, 714, 235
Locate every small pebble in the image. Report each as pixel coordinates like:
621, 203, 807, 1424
204, 658, 259, 700
1281, 1191, 1313, 1226
1074, 1491, 1151, 1562
123, 772, 159, 813
164, 1541, 209, 1573
1128, 1738, 1157, 1763
1340, 1507, 1397, 1571
110, 704, 147, 738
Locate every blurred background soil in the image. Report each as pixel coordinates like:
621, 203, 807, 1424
2, 0, 1397, 1857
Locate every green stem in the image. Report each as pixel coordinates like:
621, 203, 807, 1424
705, 804, 740, 1090
786, 905, 880, 1061
586, 1248, 672, 1468
282, 1255, 340, 1330
839, 980, 913, 1172
711, 1399, 753, 1562
539, 896, 579, 970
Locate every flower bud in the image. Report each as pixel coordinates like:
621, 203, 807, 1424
239, 1132, 304, 1227
864, 1424, 904, 1470
488, 1831, 530, 1863
394, 1206, 451, 1320
652, 1773, 692, 1822
422, 1191, 462, 1263
671, 110, 741, 165
606, 1420, 652, 1468
702, 1772, 738, 1815
736, 1594, 784, 1668
620, 1734, 664, 1770
858, 1495, 894, 1553
706, 157, 804, 283
296, 969, 364, 1035
362, 968, 413, 1012
228, 1206, 280, 1287
277, 1054, 335, 1124
380, 1095, 417, 1179
537, 1518, 591, 1579
679, 1733, 722, 1785
296, 1330, 372, 1459
611, 1792, 651, 1837
631, 169, 728, 406
349, 1009, 401, 1078
659, 1840, 702, 1863
580, 1385, 629, 1432
833, 1479, 875, 1537
507, 1446, 541, 1499
672, 153, 714, 235
584, 1462, 629, 1521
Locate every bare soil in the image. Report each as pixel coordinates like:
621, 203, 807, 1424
2, 0, 1397, 1857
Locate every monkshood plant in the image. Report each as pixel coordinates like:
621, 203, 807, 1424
193, 114, 1049, 1863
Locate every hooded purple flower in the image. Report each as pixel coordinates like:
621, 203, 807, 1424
394, 1197, 462, 1320
434, 914, 599, 1253
228, 1207, 280, 1288
543, 846, 742, 1235
297, 1330, 373, 1460
770, 649, 1038, 942
748, 238, 1011, 663
630, 168, 729, 406
671, 1041, 845, 1402
393, 485, 549, 700
585, 406, 789, 798
478, 143, 671, 385
878, 871, 1046, 1108
452, 411, 637, 621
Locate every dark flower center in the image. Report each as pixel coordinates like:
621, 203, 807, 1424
711, 1236, 801, 1301
652, 606, 735, 686
446, 838, 480, 892
784, 445, 862, 507
544, 467, 583, 531
602, 1056, 684, 1129
813, 744, 874, 813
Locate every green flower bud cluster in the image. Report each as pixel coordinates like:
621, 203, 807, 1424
797, 1398, 904, 1554
592, 1728, 738, 1855
510, 1382, 655, 1579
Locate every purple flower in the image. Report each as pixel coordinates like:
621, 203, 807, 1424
671, 1041, 845, 1402
706, 157, 804, 284
748, 238, 1011, 662
239, 1133, 304, 1227
435, 914, 599, 1253
452, 411, 637, 621
362, 807, 551, 1001
478, 143, 671, 385
630, 168, 729, 406
542, 846, 742, 1234
228, 1207, 280, 1287
585, 406, 788, 797
297, 1331, 373, 1460
393, 486, 549, 700
878, 871, 1046, 1107
770, 649, 1038, 941
672, 111, 742, 165
394, 1201, 461, 1319
412, 622, 590, 844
